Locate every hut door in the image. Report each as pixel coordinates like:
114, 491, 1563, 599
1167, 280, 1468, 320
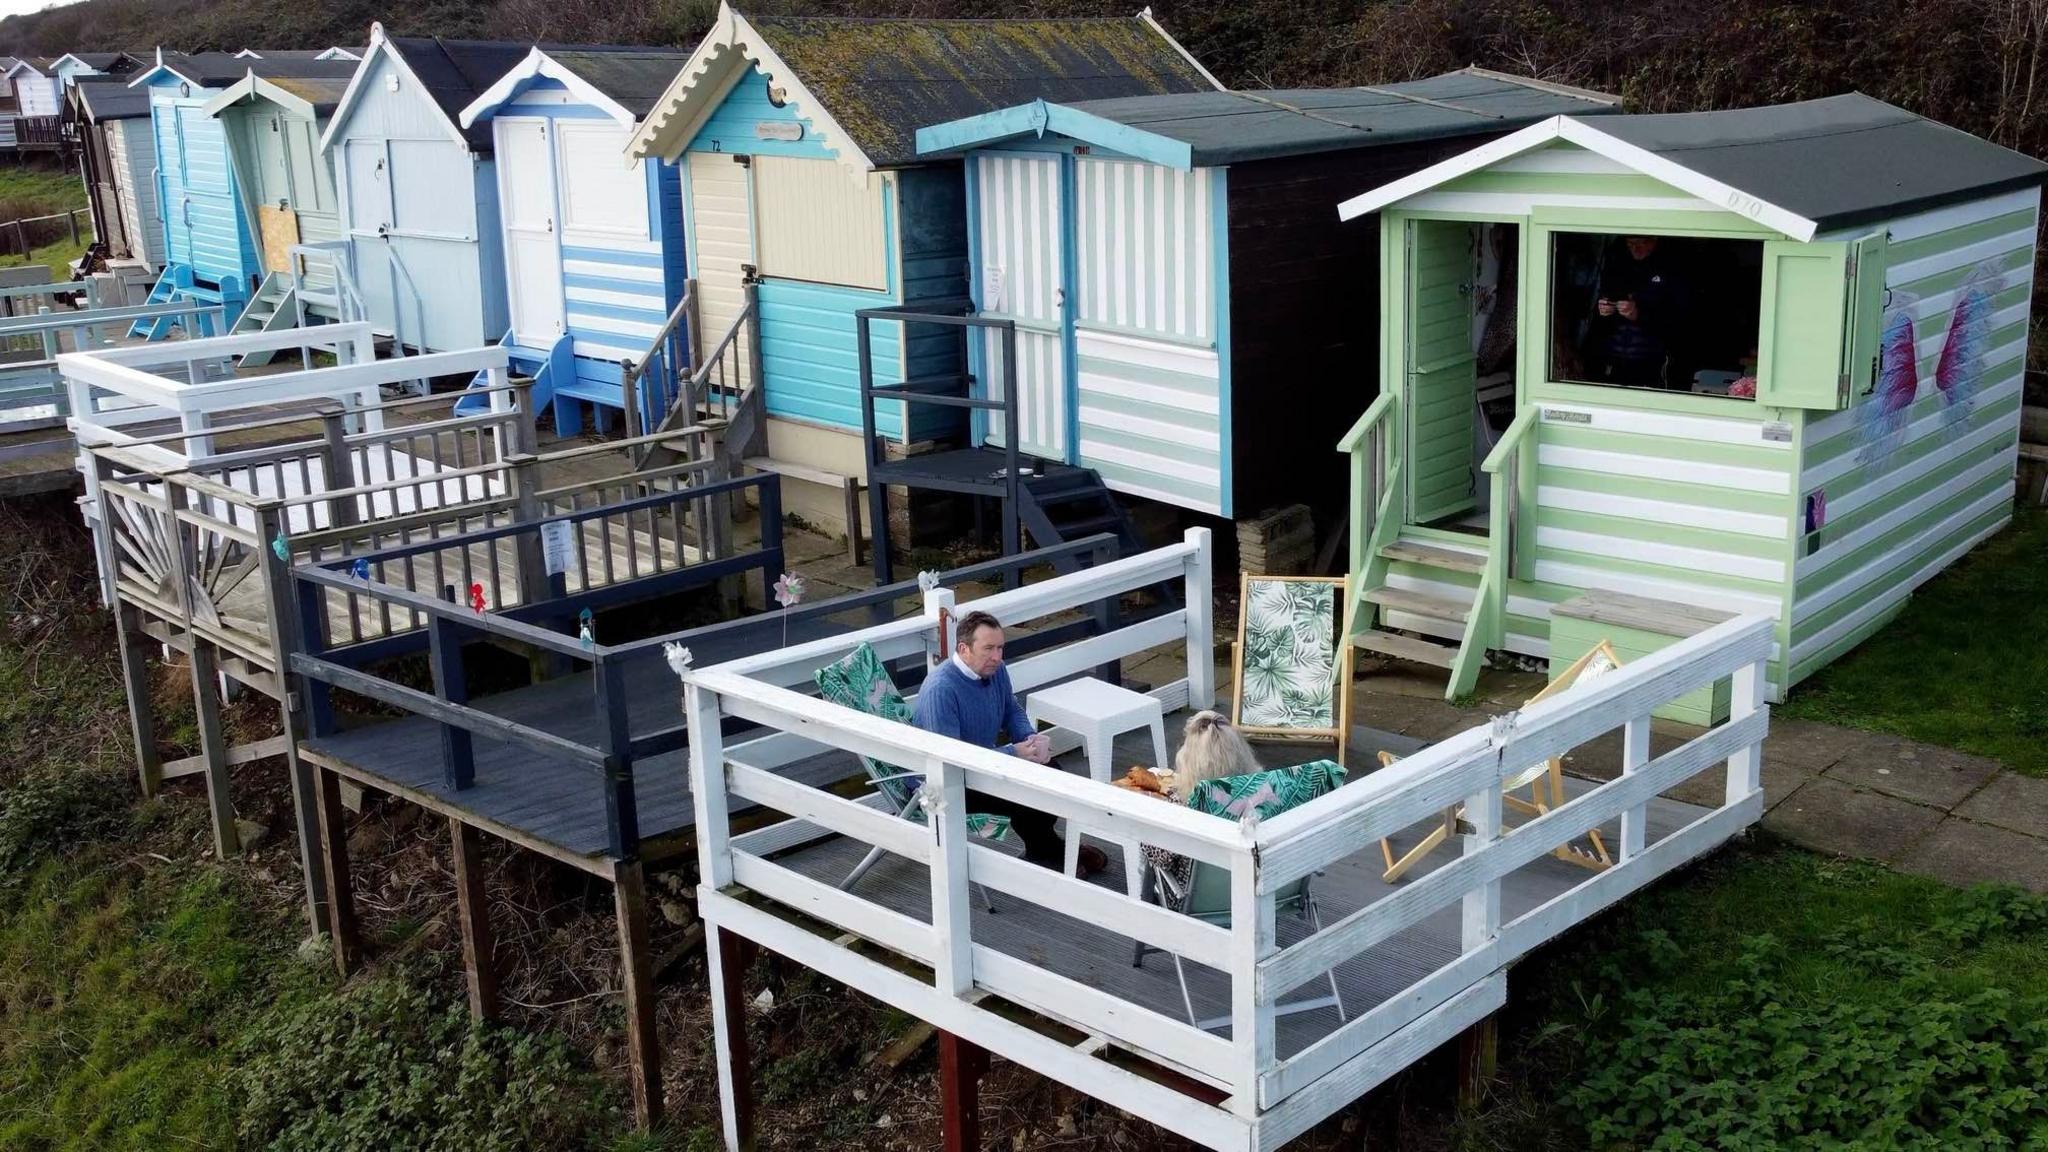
685, 151, 755, 391
1405, 218, 1479, 525
497, 119, 565, 347
972, 152, 1069, 459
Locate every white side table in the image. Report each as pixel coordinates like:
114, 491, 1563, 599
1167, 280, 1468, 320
1025, 676, 1168, 897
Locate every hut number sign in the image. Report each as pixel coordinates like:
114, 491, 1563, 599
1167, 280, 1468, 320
755, 121, 805, 142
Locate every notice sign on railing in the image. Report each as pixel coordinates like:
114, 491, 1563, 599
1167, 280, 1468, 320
541, 518, 575, 576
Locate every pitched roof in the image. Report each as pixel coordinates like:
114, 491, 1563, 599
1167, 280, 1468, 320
748, 13, 1215, 167
627, 3, 1219, 171
544, 48, 694, 117
384, 36, 535, 147
55, 52, 137, 72
1339, 93, 2048, 240
72, 76, 152, 121
918, 67, 1619, 167
1582, 94, 2048, 232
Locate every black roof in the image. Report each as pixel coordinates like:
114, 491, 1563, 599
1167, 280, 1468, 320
72, 76, 151, 121
386, 37, 535, 150
63, 52, 140, 71
540, 48, 694, 118
1580, 94, 2048, 231
153, 51, 355, 88
1045, 68, 1618, 165
749, 13, 1216, 167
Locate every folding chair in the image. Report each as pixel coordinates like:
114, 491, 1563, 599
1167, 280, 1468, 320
1232, 574, 1352, 765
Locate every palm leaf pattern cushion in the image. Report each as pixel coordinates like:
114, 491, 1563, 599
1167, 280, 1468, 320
1239, 579, 1337, 730
814, 643, 1010, 841
1186, 759, 1347, 822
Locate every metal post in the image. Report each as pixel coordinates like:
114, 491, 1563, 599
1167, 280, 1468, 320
858, 312, 892, 585
743, 279, 764, 417
1000, 321, 1021, 588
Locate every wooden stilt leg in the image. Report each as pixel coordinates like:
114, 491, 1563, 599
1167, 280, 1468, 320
277, 716, 332, 939
939, 1030, 989, 1152
1456, 1013, 1498, 1111
707, 926, 757, 1150
451, 819, 497, 1022
113, 605, 162, 796
314, 765, 357, 977
613, 860, 663, 1128
186, 643, 241, 858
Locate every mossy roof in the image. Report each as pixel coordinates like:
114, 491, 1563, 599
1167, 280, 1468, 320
749, 14, 1214, 168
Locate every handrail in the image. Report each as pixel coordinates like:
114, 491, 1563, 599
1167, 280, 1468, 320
1480, 407, 1536, 475
1337, 392, 1394, 453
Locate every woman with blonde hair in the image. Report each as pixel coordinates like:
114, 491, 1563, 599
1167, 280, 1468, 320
1171, 710, 1258, 798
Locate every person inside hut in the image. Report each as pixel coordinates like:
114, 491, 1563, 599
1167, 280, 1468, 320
913, 610, 1108, 877
1581, 234, 1686, 388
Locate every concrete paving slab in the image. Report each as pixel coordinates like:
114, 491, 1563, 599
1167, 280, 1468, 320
1897, 818, 2048, 893
1954, 773, 2048, 838
1824, 740, 2002, 810
1764, 776, 1944, 863
1758, 717, 1854, 773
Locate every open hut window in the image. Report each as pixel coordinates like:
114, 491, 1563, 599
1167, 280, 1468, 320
1549, 232, 1764, 398
751, 156, 887, 291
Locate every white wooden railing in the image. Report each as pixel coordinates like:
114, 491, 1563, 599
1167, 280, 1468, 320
681, 531, 1771, 1152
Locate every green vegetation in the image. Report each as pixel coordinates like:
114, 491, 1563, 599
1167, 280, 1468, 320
1462, 839, 2048, 1151
1782, 507, 2048, 776
0, 162, 92, 273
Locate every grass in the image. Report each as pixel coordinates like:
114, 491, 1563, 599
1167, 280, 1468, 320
1454, 837, 2048, 1151
1780, 505, 2048, 776
0, 161, 91, 273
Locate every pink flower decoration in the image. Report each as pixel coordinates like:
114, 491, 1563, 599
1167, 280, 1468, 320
773, 572, 806, 609
1729, 376, 1757, 398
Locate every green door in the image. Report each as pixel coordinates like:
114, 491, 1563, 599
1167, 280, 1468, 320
1406, 218, 1478, 524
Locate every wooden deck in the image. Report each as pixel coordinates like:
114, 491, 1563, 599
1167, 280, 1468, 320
745, 714, 1709, 1061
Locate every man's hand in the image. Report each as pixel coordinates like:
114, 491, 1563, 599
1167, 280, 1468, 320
1013, 732, 1053, 764
1616, 298, 1639, 322
1596, 297, 1615, 317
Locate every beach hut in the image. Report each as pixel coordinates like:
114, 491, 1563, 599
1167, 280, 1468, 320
622, 2, 1217, 537
1327, 94, 2048, 700
202, 69, 356, 344
8, 59, 59, 117
49, 52, 142, 88
319, 25, 530, 354
69, 77, 162, 267
910, 70, 1618, 543
456, 46, 694, 432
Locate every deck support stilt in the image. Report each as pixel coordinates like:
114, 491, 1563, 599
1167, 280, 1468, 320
451, 819, 497, 1022
314, 765, 358, 977
113, 604, 162, 796
707, 926, 757, 1150
186, 643, 241, 858
1456, 1013, 1498, 1111
613, 860, 664, 1129
939, 1029, 990, 1152
279, 731, 333, 939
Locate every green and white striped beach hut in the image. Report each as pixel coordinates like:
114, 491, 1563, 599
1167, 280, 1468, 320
1331, 94, 2048, 704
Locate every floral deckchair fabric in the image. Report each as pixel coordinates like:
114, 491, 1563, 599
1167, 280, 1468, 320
1184, 759, 1348, 822
1232, 575, 1352, 763
813, 642, 1010, 841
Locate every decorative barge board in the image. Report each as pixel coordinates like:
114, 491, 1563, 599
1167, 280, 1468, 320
70, 76, 163, 267
623, 1, 1218, 538
128, 51, 360, 336
319, 25, 528, 354
677, 530, 1773, 1151
284, 532, 1118, 1130
1333, 95, 2048, 700
911, 68, 1617, 535
457, 46, 695, 433
201, 68, 355, 325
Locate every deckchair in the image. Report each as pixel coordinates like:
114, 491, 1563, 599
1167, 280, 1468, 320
814, 641, 1008, 906
1378, 641, 1620, 883
1135, 760, 1349, 1031
1232, 574, 1352, 765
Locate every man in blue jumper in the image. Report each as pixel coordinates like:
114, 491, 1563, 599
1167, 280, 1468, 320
914, 609, 1108, 877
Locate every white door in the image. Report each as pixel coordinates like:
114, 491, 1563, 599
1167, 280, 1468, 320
685, 150, 755, 390
972, 152, 1067, 459
497, 118, 565, 347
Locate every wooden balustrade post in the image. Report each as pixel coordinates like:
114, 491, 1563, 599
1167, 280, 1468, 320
161, 480, 240, 859
426, 612, 474, 790
1184, 526, 1215, 710
706, 925, 756, 1149
319, 407, 358, 530
1620, 714, 1651, 861
939, 1030, 990, 1152
1726, 658, 1766, 805
255, 499, 333, 938
926, 755, 972, 997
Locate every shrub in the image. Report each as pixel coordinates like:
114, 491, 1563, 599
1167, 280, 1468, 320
229, 979, 614, 1152
0, 767, 128, 886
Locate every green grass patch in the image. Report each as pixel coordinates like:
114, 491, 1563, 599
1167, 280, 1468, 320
0, 162, 91, 273
1479, 840, 2048, 1151
1781, 505, 2048, 776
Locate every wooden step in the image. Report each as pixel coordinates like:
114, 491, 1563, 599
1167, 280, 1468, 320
1380, 538, 1486, 573
1365, 585, 1472, 624
1352, 628, 1458, 668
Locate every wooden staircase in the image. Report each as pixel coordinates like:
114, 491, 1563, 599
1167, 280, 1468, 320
1355, 536, 1486, 674
1015, 466, 1151, 567
229, 272, 299, 368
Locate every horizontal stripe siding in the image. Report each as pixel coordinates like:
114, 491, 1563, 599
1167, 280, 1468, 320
757, 277, 905, 437
1073, 328, 1221, 512
1075, 157, 1212, 344
1784, 190, 2037, 688
564, 258, 662, 284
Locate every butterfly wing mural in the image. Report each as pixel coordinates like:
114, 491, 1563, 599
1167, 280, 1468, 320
1934, 260, 1999, 433
1855, 299, 1922, 469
